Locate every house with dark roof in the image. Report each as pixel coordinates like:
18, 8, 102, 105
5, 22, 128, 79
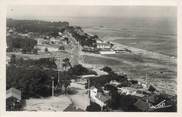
6, 88, 23, 111
134, 99, 150, 111
6, 88, 21, 100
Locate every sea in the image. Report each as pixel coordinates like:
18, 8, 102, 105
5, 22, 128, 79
52, 16, 177, 57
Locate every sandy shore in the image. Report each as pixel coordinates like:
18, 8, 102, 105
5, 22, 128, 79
111, 42, 176, 64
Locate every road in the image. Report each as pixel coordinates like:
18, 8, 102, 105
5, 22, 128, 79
64, 80, 90, 111
23, 95, 72, 111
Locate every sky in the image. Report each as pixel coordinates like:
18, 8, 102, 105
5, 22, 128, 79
7, 5, 176, 20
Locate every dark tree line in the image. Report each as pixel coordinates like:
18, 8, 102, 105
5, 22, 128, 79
7, 19, 69, 34
6, 35, 37, 53
66, 26, 97, 47
7, 19, 99, 48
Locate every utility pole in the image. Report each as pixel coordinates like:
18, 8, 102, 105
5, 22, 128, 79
146, 72, 148, 89
51, 77, 55, 97
88, 78, 90, 97
55, 56, 61, 85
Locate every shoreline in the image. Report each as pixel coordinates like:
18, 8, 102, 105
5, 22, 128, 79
111, 38, 177, 58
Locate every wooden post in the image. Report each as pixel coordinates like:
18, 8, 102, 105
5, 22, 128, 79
88, 79, 90, 97
51, 77, 54, 97
58, 69, 60, 83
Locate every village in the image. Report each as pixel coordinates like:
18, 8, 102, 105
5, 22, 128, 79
6, 19, 177, 112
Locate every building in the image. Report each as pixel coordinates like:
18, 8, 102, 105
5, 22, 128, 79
18, 33, 30, 37
50, 37, 61, 44
62, 37, 69, 45
35, 38, 46, 45
6, 88, 23, 111
82, 46, 98, 53
96, 39, 104, 44
134, 99, 150, 111
118, 87, 145, 97
99, 50, 116, 54
58, 32, 63, 36
6, 88, 21, 100
109, 80, 121, 87
89, 87, 106, 108
97, 43, 111, 49
35, 45, 59, 52
6, 55, 10, 65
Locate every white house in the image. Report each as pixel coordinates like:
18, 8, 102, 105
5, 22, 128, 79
50, 37, 60, 44
89, 87, 106, 108
6, 88, 21, 100
99, 50, 116, 54
6, 56, 10, 64
58, 32, 63, 36
109, 80, 121, 87
96, 39, 103, 44
118, 87, 144, 97
36, 38, 45, 45
97, 43, 111, 49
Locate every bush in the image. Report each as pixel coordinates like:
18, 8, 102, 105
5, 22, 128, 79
148, 85, 156, 93
130, 80, 138, 84
6, 97, 26, 111
102, 66, 113, 73
86, 102, 101, 112
68, 64, 97, 76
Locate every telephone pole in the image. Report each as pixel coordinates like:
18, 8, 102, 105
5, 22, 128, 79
51, 77, 55, 97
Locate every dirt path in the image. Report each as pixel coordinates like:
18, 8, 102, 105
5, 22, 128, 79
66, 81, 90, 111
23, 95, 72, 111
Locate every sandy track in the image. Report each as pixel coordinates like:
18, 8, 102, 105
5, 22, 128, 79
23, 95, 72, 111
68, 82, 90, 110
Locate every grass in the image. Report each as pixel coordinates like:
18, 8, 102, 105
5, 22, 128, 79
83, 55, 121, 66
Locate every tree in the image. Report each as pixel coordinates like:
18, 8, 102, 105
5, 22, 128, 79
68, 64, 96, 76
6, 58, 59, 98
45, 48, 48, 52
6, 65, 53, 98
62, 58, 72, 71
148, 85, 156, 93
86, 102, 102, 112
93, 35, 98, 39
10, 54, 16, 64
32, 48, 38, 54
130, 80, 138, 84
102, 66, 113, 73
21, 49, 27, 54
59, 46, 65, 50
